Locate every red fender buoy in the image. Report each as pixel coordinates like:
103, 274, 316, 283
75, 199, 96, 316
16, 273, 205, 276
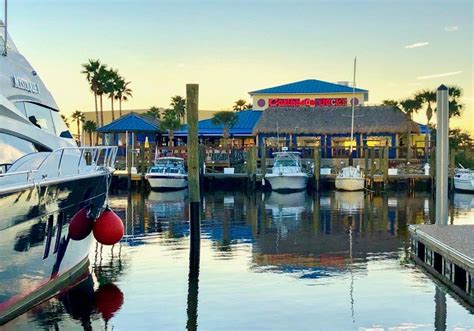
94, 283, 124, 321
93, 208, 124, 245
69, 207, 94, 241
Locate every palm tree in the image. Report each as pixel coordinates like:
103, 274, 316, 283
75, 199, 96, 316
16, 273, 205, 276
415, 90, 436, 125
211, 111, 238, 147
115, 78, 132, 117
96, 65, 110, 126
382, 99, 401, 109
146, 106, 161, 119
160, 109, 181, 147
446, 85, 463, 118
105, 68, 120, 121
61, 114, 70, 128
399, 98, 421, 119
83, 120, 97, 146
71, 110, 85, 143
170, 96, 186, 123
233, 99, 251, 111
81, 59, 102, 125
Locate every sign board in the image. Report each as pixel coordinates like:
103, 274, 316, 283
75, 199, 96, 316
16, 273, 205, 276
262, 97, 358, 108
11, 75, 40, 94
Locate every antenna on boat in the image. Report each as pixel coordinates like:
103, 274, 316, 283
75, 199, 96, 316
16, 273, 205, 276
349, 57, 357, 165
2, 0, 7, 56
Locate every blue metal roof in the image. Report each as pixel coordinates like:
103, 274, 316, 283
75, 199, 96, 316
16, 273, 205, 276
97, 112, 160, 133
249, 79, 368, 95
175, 110, 262, 137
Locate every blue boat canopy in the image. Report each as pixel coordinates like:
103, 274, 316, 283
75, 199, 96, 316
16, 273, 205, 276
97, 112, 160, 133
174, 110, 262, 137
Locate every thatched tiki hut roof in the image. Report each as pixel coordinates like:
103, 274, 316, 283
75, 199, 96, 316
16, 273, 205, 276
253, 106, 420, 135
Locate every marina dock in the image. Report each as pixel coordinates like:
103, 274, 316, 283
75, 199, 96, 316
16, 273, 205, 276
409, 224, 474, 306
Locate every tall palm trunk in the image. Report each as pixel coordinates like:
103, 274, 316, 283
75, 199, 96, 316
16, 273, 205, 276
111, 96, 115, 121
76, 120, 80, 143
99, 95, 104, 127
119, 98, 123, 117
89, 132, 93, 146
94, 93, 99, 125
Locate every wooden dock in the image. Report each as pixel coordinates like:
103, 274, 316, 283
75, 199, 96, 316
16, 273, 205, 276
409, 224, 474, 306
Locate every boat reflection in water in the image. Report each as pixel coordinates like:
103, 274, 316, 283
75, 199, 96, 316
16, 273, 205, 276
6, 190, 474, 330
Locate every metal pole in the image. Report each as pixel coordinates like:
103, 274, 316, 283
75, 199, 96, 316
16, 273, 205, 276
2, 0, 7, 56
436, 85, 449, 225
349, 57, 356, 156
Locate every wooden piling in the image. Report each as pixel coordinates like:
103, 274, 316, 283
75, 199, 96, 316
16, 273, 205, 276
126, 130, 132, 190
383, 147, 389, 188
261, 144, 267, 178
186, 84, 201, 251
364, 147, 369, 176
313, 147, 321, 190
370, 148, 376, 189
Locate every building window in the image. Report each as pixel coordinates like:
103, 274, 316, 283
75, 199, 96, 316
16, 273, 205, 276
365, 136, 391, 147
331, 137, 357, 157
264, 137, 288, 148
296, 136, 321, 147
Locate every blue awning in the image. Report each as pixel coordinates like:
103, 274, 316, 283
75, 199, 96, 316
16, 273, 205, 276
97, 112, 160, 133
174, 110, 262, 137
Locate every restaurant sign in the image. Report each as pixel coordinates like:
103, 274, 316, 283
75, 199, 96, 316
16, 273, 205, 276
266, 97, 356, 108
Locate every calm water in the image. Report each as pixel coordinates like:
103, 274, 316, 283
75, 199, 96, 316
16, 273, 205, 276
4, 190, 474, 330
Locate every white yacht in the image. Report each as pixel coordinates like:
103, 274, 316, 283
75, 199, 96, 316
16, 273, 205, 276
335, 58, 365, 191
0, 16, 118, 324
145, 157, 188, 190
454, 168, 474, 192
265, 151, 308, 191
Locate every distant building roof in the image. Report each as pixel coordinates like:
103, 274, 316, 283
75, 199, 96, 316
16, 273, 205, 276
175, 110, 262, 137
96, 112, 160, 133
249, 79, 369, 97
254, 106, 419, 135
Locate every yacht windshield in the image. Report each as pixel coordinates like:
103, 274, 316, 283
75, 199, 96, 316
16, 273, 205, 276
0, 133, 37, 172
273, 154, 300, 168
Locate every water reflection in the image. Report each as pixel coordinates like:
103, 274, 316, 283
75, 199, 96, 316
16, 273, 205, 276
5, 189, 474, 330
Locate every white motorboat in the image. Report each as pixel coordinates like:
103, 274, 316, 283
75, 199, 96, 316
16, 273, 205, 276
335, 166, 365, 191
265, 151, 308, 191
335, 58, 365, 191
145, 157, 188, 190
454, 168, 474, 192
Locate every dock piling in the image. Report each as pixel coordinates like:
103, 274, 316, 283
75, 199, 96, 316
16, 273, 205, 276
313, 147, 321, 190
435, 85, 449, 225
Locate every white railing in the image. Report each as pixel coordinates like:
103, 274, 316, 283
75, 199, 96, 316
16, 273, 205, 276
0, 146, 118, 187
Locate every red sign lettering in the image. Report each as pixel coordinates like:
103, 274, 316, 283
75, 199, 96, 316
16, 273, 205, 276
267, 98, 349, 108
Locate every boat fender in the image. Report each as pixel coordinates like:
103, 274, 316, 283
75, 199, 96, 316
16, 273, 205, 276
69, 207, 94, 241
93, 207, 124, 245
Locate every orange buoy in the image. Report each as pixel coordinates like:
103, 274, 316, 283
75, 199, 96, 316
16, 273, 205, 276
69, 207, 94, 241
93, 208, 124, 245
94, 283, 124, 321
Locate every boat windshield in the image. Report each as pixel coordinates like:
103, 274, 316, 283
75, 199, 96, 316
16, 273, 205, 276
151, 159, 185, 174
273, 153, 301, 168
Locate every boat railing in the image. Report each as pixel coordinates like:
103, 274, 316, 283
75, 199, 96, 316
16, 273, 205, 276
0, 146, 118, 185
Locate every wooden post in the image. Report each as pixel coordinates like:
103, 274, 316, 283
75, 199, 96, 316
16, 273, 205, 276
407, 130, 412, 162
383, 146, 389, 187
364, 147, 369, 176
251, 146, 257, 190
450, 149, 455, 193
126, 130, 131, 189
186, 84, 201, 252
313, 147, 321, 190
370, 148, 376, 190
378, 147, 383, 173
261, 144, 267, 178
430, 147, 436, 193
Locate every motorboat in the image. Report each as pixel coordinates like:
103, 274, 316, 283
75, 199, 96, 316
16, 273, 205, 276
264, 151, 308, 191
145, 157, 188, 190
335, 166, 365, 191
335, 58, 365, 191
0, 16, 117, 324
454, 168, 474, 192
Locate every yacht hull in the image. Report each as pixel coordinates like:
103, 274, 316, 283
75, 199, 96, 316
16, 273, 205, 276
146, 174, 188, 190
335, 177, 365, 191
265, 173, 308, 191
0, 174, 109, 325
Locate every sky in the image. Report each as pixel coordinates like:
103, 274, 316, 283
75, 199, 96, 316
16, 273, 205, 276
5, 0, 474, 132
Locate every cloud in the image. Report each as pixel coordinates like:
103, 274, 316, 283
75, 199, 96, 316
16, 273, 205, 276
444, 26, 459, 32
417, 71, 462, 80
404, 41, 430, 49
